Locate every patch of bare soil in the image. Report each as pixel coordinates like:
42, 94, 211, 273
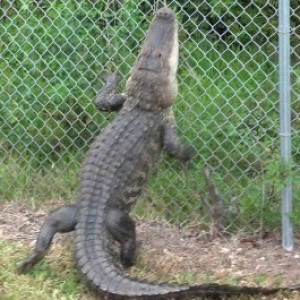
1, 203, 300, 288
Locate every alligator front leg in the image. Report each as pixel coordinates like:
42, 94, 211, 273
16, 205, 77, 273
94, 72, 127, 111
163, 108, 194, 163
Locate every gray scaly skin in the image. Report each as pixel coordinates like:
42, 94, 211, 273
17, 7, 295, 299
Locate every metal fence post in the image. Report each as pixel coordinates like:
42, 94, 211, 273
279, 0, 293, 251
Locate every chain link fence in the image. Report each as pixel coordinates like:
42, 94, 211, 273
0, 0, 299, 234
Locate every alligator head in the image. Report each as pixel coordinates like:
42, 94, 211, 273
136, 7, 178, 77
126, 7, 179, 111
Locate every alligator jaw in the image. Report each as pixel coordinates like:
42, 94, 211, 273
135, 7, 178, 79
125, 7, 179, 112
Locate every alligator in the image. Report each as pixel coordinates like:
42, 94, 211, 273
17, 7, 296, 299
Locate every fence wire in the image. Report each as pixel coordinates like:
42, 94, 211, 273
0, 0, 299, 233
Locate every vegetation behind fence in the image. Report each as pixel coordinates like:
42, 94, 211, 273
0, 0, 299, 231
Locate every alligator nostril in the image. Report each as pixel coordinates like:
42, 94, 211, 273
156, 7, 174, 18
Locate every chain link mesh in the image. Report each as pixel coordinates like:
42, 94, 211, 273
0, 0, 299, 233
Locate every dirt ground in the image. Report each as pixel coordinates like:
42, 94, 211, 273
1, 202, 300, 288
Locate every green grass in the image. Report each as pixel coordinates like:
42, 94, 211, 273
0, 154, 79, 204
0, 241, 93, 300
0, 240, 292, 300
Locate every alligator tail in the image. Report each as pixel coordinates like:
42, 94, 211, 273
95, 283, 280, 300
75, 217, 282, 300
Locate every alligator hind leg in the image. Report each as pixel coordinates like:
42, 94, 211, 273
16, 204, 77, 274
106, 208, 137, 267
